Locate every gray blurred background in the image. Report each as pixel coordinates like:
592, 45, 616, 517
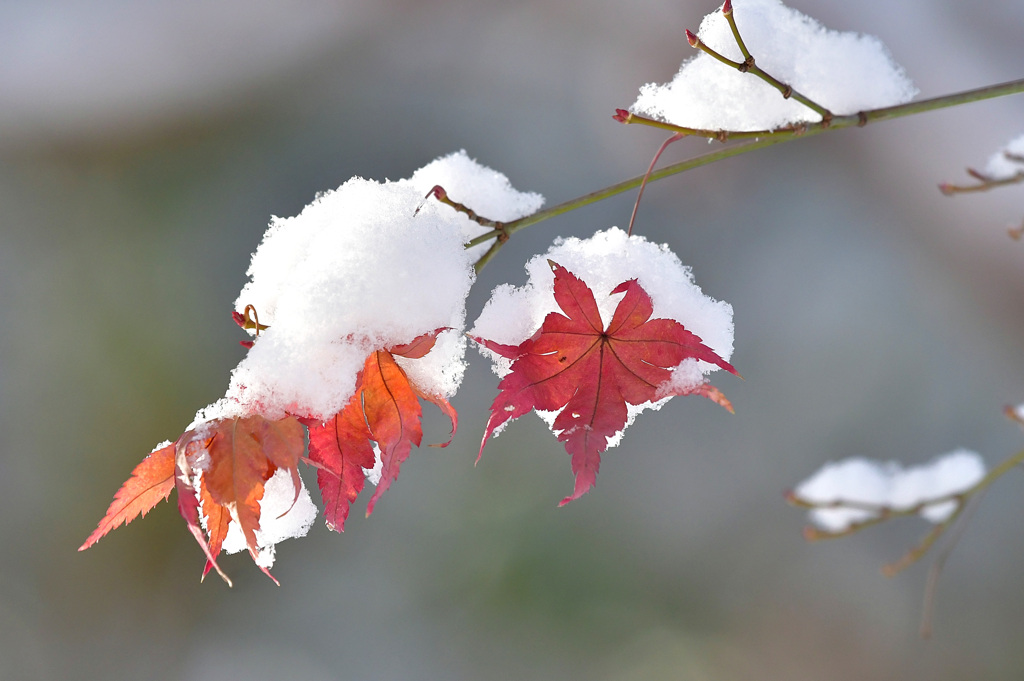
2, 1, 1023, 679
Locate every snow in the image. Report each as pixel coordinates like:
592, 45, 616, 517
471, 227, 734, 444
983, 133, 1024, 180
211, 467, 319, 569
184, 150, 542, 559
193, 150, 542, 424
631, 0, 917, 131
793, 449, 986, 533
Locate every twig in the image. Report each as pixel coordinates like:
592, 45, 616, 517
918, 491, 983, 638
689, 1, 834, 123
790, 444, 1024, 574
421, 185, 505, 230
939, 169, 1024, 195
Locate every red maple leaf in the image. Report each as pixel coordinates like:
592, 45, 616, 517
474, 261, 738, 505
301, 397, 375, 533
302, 329, 458, 530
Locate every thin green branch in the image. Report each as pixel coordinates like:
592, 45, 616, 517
473, 238, 506, 274
721, 0, 751, 61
619, 110, 794, 141
940, 169, 1024, 195
469, 77, 1024, 272
686, 25, 833, 122
466, 229, 504, 249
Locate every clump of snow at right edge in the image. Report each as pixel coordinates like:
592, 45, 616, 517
983, 134, 1024, 180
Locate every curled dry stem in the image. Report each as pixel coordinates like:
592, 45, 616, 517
233, 304, 268, 349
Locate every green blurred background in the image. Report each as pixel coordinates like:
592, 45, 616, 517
2, 1, 1024, 679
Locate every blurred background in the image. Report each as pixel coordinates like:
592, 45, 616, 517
2, 0, 1024, 679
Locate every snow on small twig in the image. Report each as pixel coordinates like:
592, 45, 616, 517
791, 449, 986, 534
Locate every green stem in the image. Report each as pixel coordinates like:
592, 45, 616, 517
692, 20, 834, 122
722, 2, 751, 61
940, 171, 1024, 195
471, 76, 1024, 272
969, 446, 1024, 494
745, 61, 834, 122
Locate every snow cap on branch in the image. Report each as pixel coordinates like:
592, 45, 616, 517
195, 151, 542, 424
632, 0, 917, 131
471, 227, 734, 442
983, 133, 1024, 180
793, 449, 986, 532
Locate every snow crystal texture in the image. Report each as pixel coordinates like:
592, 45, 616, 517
195, 150, 541, 423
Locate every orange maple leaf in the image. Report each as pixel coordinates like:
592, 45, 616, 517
303, 329, 458, 529
82, 415, 306, 585
82, 330, 458, 582
78, 442, 176, 551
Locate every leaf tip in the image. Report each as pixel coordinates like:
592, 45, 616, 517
259, 565, 281, 586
